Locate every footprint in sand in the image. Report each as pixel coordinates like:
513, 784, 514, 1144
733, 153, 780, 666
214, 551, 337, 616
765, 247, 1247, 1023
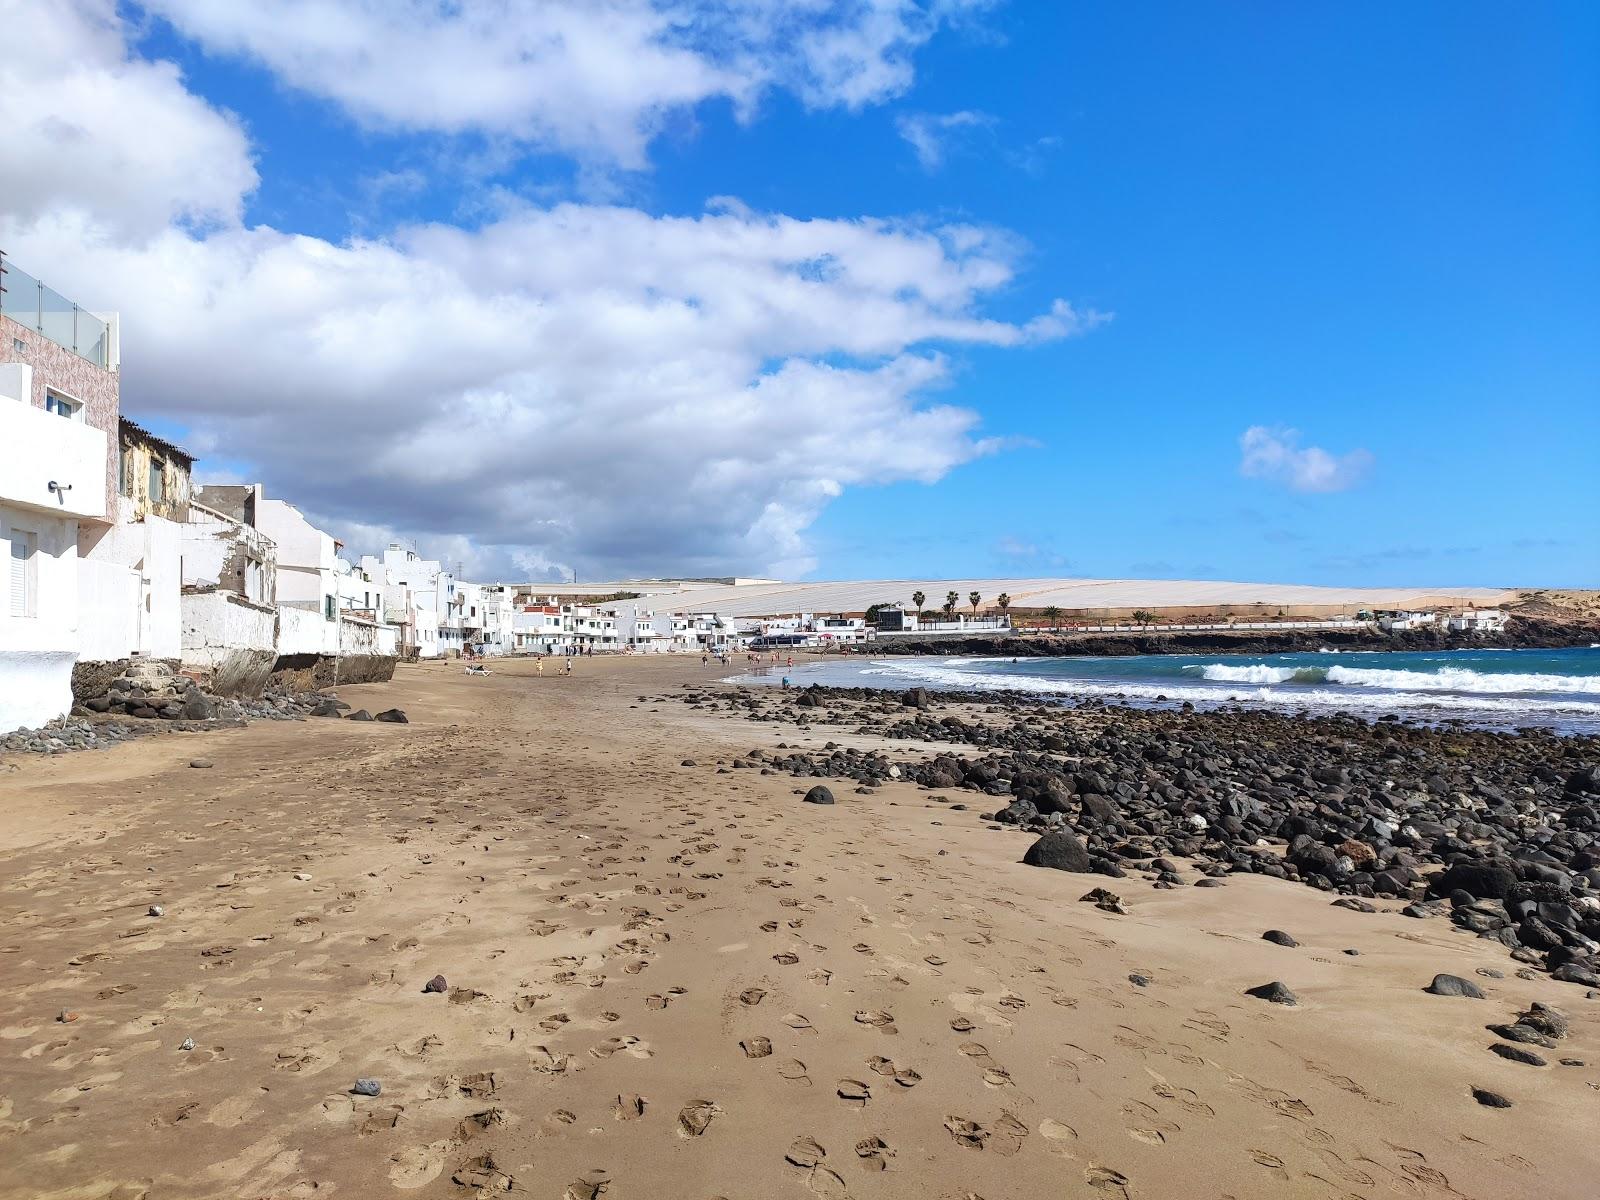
389, 1140, 453, 1189
564, 1170, 611, 1200
1086, 1165, 1132, 1198
777, 1059, 811, 1086
741, 1037, 773, 1059
991, 1112, 1029, 1156
677, 1100, 720, 1137
362, 1105, 404, 1135
614, 1094, 646, 1120
855, 1137, 893, 1171
836, 1079, 871, 1107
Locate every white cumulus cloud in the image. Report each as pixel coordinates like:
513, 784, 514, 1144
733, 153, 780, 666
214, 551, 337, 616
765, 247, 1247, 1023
0, 0, 1096, 580
0, 0, 257, 238
896, 109, 993, 170
1239, 425, 1374, 494
139, 0, 997, 167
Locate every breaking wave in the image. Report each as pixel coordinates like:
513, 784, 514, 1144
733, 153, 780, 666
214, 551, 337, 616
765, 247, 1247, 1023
1192, 663, 1598, 695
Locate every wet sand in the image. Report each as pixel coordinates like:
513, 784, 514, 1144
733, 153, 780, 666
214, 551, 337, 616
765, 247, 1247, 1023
1, 654, 1595, 1199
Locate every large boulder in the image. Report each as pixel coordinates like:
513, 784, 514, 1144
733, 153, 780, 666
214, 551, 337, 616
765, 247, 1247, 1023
803, 785, 835, 806
1021, 832, 1091, 873
375, 708, 409, 723
182, 691, 217, 720
901, 688, 931, 709
1428, 862, 1519, 901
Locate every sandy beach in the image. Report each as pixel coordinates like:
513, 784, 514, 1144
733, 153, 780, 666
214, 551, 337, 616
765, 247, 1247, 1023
3, 654, 1597, 1199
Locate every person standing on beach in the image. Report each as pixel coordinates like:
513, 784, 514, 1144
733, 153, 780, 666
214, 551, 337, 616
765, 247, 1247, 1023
536, 656, 544, 677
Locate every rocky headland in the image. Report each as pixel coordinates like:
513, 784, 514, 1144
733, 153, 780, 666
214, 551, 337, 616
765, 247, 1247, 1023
863, 614, 1597, 658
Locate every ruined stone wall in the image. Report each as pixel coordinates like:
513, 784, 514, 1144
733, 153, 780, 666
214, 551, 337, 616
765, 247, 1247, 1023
268, 652, 397, 692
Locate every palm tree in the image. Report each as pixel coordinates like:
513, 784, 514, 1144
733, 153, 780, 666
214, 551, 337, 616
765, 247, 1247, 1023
969, 590, 981, 615
912, 590, 925, 619
1043, 605, 1061, 631
996, 592, 1011, 615
943, 590, 958, 618
1132, 609, 1155, 625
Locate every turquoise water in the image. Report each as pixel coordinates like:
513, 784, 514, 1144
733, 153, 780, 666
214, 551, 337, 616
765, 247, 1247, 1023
749, 646, 1600, 733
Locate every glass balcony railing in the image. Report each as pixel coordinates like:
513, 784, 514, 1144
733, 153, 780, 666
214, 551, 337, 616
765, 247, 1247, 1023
0, 258, 111, 369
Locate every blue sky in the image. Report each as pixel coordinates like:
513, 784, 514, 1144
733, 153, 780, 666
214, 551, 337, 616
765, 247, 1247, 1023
6, 1, 1595, 585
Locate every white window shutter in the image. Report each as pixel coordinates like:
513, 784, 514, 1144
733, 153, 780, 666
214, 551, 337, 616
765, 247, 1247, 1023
9, 537, 27, 616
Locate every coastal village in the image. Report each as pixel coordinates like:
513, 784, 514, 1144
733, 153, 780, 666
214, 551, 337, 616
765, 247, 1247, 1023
0, 254, 1522, 738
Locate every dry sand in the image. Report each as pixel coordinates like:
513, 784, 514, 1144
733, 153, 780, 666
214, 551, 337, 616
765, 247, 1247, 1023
1, 655, 1596, 1199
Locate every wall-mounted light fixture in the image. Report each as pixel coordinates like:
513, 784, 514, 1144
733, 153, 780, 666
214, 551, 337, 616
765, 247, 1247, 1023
47, 480, 73, 495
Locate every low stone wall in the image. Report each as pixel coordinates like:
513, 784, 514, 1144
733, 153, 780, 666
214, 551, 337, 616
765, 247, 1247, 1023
71, 657, 184, 703
71, 657, 129, 704
268, 652, 398, 692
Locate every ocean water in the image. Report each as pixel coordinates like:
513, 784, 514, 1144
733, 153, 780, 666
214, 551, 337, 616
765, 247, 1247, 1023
740, 646, 1600, 734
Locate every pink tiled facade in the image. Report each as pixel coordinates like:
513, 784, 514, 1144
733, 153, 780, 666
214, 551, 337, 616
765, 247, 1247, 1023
0, 313, 120, 523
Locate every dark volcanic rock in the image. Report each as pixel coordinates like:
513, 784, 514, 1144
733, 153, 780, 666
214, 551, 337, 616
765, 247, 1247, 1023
1429, 862, 1519, 901
1489, 1043, 1546, 1067
1261, 930, 1299, 948
1425, 974, 1485, 999
375, 708, 409, 723
1021, 832, 1091, 873
182, 692, 217, 720
345, 709, 373, 721
803, 785, 836, 805
1244, 981, 1298, 1006
1471, 1087, 1513, 1108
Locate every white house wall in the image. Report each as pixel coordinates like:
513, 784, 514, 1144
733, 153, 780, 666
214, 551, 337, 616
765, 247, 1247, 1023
0, 505, 81, 730
180, 591, 278, 696
79, 501, 183, 662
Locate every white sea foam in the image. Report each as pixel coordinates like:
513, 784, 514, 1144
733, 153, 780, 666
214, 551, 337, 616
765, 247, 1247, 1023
1188, 662, 1600, 696
1195, 664, 1301, 685
863, 659, 1600, 723
1324, 665, 1598, 695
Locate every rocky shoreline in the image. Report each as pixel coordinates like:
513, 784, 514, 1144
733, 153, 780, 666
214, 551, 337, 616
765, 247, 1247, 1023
862, 614, 1597, 658
668, 680, 1600, 990
1, 661, 407, 761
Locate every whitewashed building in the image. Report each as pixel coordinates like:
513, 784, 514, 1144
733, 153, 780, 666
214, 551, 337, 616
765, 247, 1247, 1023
1377, 610, 1438, 632
511, 603, 564, 653
1446, 608, 1507, 633
0, 259, 121, 729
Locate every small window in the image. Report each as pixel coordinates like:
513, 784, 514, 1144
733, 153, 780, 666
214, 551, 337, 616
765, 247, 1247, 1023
325, 594, 336, 620
148, 460, 164, 503
9, 529, 38, 617
45, 392, 82, 420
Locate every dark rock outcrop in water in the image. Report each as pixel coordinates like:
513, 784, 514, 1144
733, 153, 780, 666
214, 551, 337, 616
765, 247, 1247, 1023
661, 680, 1600, 989
864, 615, 1593, 658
